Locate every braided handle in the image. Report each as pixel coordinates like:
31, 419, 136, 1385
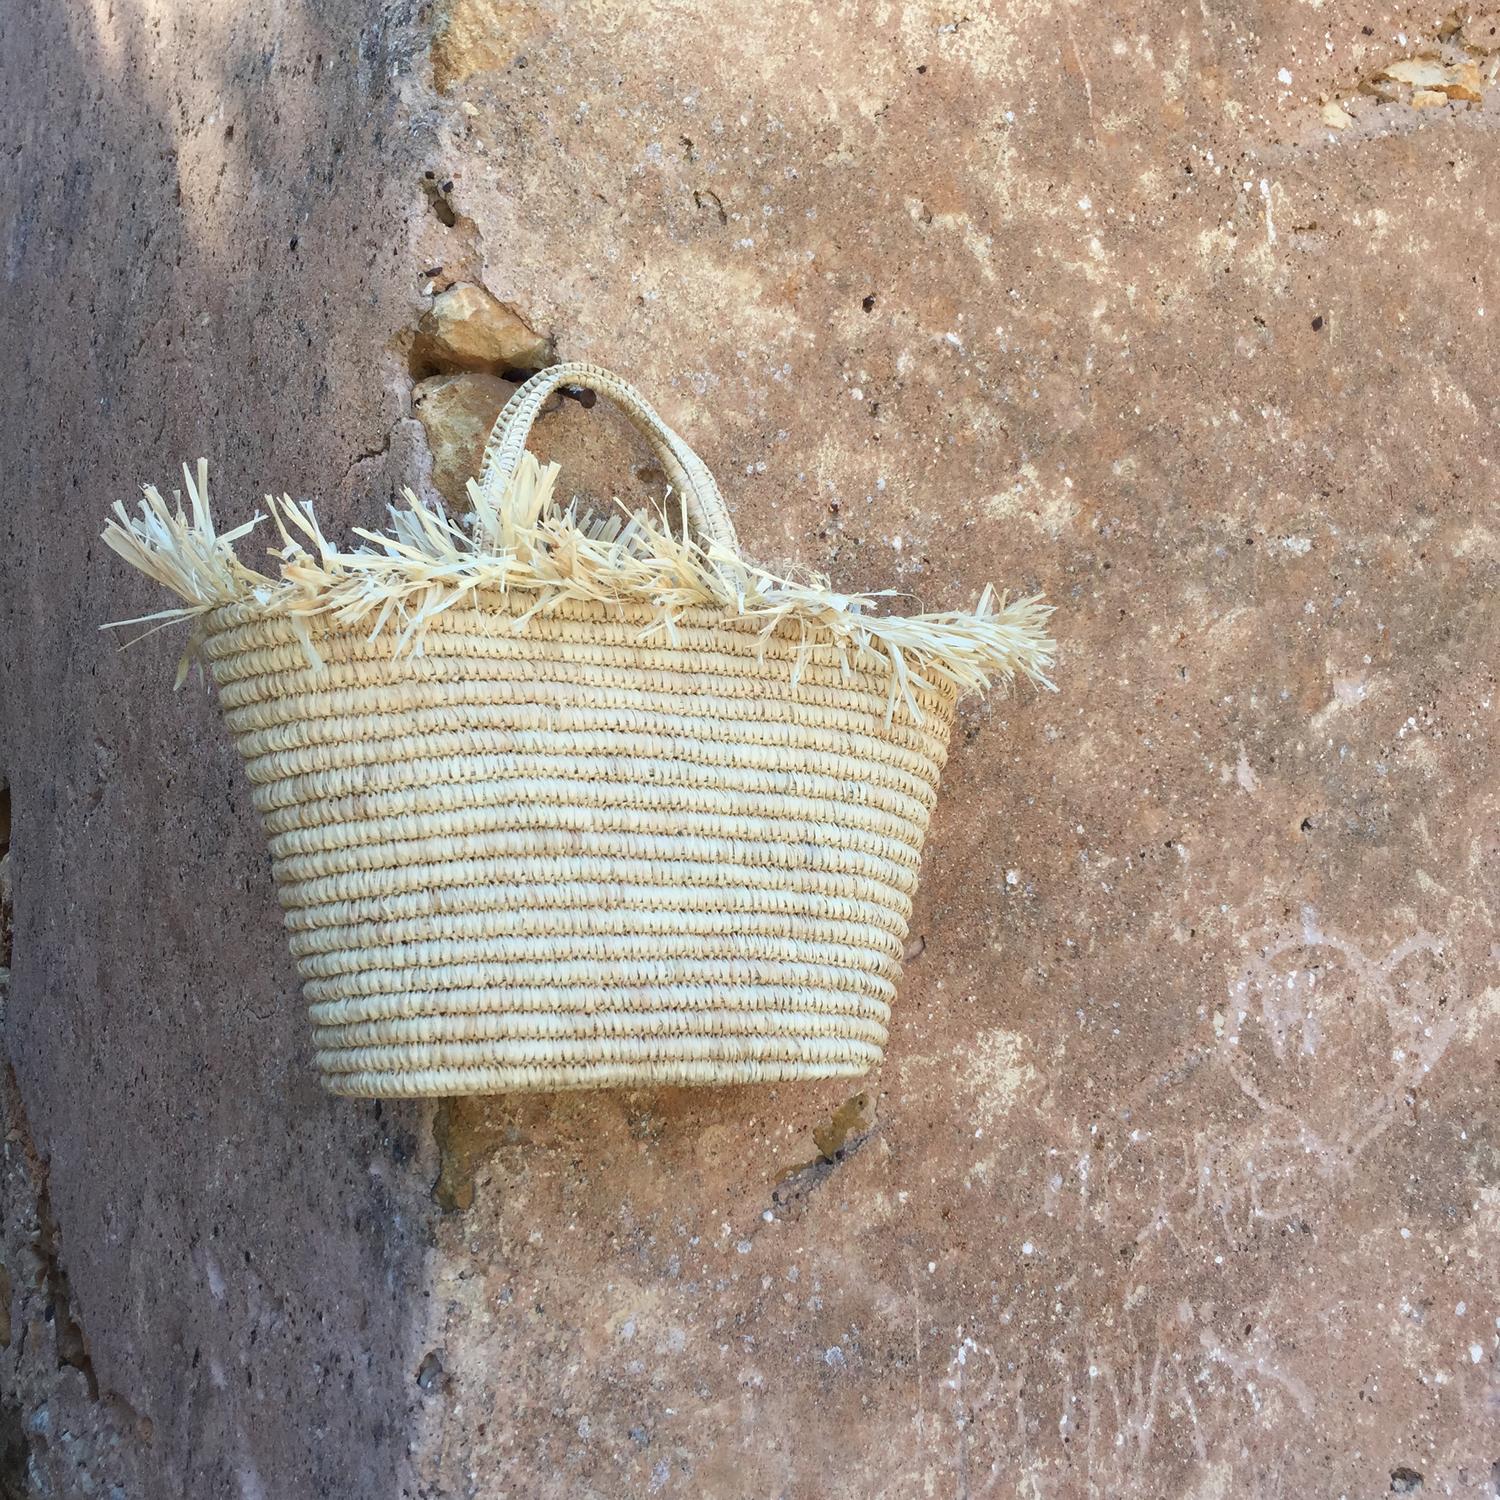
476, 362, 740, 552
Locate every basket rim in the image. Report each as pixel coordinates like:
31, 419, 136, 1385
201, 586, 859, 640
101, 452, 1055, 717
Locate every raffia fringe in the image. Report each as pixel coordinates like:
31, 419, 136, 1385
101, 457, 1055, 716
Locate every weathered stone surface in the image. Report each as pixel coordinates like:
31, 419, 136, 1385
413, 3, 1500, 1495
2, 2, 1498, 1498
413, 282, 551, 376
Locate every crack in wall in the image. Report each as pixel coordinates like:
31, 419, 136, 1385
1, 1061, 154, 1423
0, 794, 151, 1494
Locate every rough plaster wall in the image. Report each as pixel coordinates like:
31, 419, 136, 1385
416, 2, 1500, 1495
0, 1, 1498, 1498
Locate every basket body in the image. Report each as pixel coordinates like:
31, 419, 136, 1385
202, 592, 955, 1096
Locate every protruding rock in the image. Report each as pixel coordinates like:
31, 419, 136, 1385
411, 372, 512, 507
1373, 56, 1484, 101
1444, 60, 1485, 101
413, 284, 551, 376
431, 0, 548, 92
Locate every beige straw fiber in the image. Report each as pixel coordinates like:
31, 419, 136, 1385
103, 362, 1054, 1097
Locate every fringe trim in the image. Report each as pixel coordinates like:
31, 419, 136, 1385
101, 457, 1056, 717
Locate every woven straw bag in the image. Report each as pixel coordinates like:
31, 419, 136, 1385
104, 363, 1052, 1096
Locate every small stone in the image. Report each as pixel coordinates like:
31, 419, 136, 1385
1411, 87, 1449, 108
412, 373, 514, 507
1321, 101, 1355, 128
1376, 56, 1484, 100
414, 283, 551, 375
416, 1350, 446, 1393
1378, 58, 1453, 90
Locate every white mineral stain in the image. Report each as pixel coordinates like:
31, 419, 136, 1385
967, 1029, 1042, 1124
1235, 747, 1260, 793
1259, 178, 1276, 245
980, 463, 1079, 537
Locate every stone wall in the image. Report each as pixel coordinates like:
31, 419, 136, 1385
0, 5, 440, 1495
1, 2, 1497, 1496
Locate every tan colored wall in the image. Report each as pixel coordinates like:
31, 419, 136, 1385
2, 2, 1497, 1496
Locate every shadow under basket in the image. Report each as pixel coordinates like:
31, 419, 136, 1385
104, 361, 1053, 1096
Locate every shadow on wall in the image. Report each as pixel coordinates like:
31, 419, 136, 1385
1, 2, 439, 1497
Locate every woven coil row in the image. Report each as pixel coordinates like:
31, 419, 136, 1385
202, 595, 955, 1096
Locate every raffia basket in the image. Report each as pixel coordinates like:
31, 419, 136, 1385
105, 363, 1052, 1096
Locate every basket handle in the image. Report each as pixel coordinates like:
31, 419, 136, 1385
476, 361, 741, 553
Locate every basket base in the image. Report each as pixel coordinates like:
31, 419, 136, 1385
320, 1056, 878, 1098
